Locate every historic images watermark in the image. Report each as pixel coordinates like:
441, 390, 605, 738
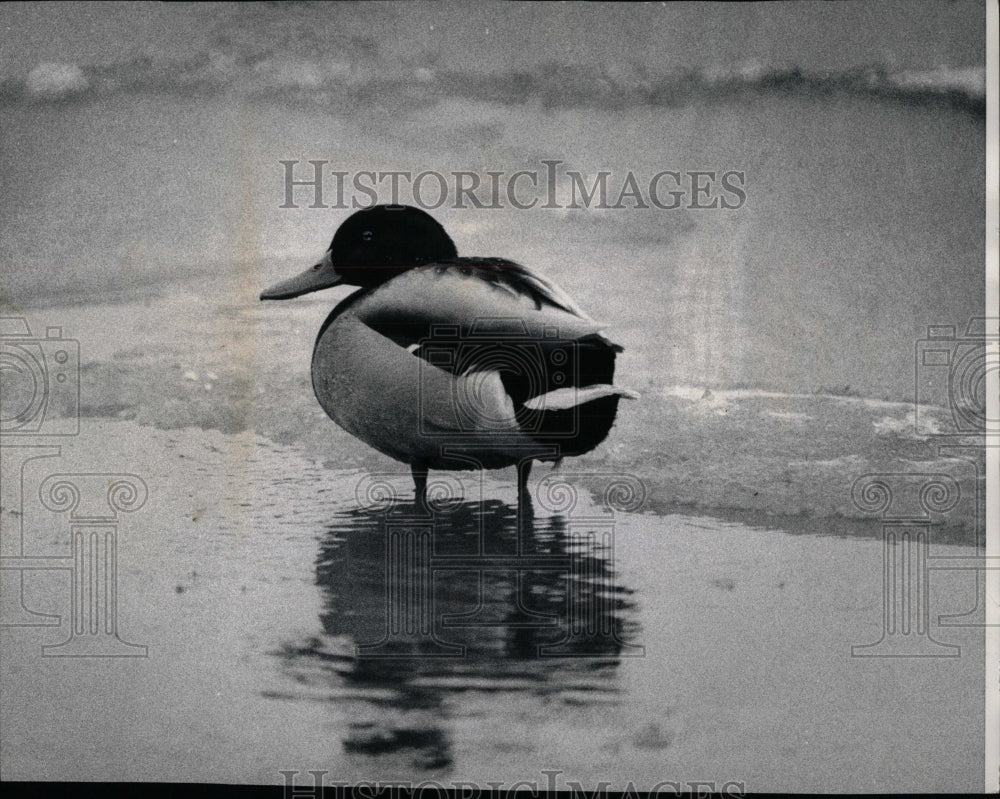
0, 315, 147, 657
850, 317, 998, 658
279, 159, 747, 211
279, 768, 746, 797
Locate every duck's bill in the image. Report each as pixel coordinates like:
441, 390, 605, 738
260, 253, 343, 300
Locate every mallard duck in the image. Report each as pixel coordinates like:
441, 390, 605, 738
260, 205, 636, 503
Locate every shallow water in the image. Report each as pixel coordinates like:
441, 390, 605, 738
0, 422, 985, 790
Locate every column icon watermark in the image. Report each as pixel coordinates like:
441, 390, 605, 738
350, 469, 646, 659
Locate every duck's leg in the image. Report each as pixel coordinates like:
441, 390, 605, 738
411, 462, 429, 507
516, 459, 534, 533
516, 459, 533, 505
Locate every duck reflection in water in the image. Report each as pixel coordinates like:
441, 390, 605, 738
275, 482, 643, 773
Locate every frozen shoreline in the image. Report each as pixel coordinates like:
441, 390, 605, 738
3, 281, 984, 543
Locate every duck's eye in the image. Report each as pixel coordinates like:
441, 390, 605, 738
362, 230, 373, 242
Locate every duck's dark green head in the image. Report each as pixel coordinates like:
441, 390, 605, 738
260, 205, 457, 300
329, 205, 457, 283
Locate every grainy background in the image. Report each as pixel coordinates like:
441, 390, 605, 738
0, 1, 989, 791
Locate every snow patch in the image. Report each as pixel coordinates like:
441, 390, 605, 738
26, 63, 89, 100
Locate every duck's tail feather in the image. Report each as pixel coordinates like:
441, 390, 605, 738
522, 385, 639, 411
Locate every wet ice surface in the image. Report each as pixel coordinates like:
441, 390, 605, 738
0, 421, 984, 790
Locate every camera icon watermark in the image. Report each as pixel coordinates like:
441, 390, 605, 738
0, 316, 80, 436
416, 318, 582, 440
914, 317, 999, 441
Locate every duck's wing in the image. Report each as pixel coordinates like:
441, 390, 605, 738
354, 259, 609, 347
434, 258, 593, 320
